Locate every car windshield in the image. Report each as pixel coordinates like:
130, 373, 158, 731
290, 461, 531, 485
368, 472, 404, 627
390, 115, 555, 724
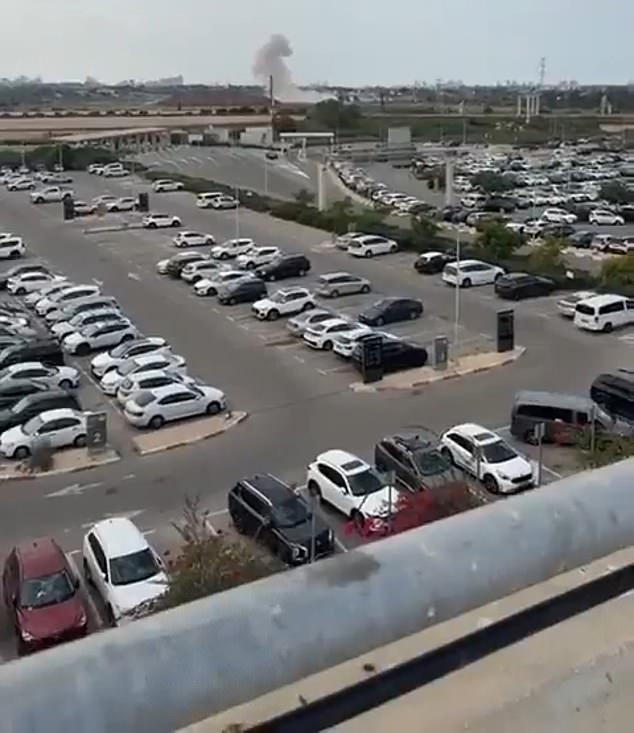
109, 548, 160, 586
413, 449, 452, 475
23, 415, 46, 435
133, 391, 157, 408
118, 361, 144, 376
110, 342, 136, 358
272, 497, 310, 528
270, 292, 287, 303
480, 440, 517, 464
20, 570, 75, 609
347, 468, 386, 497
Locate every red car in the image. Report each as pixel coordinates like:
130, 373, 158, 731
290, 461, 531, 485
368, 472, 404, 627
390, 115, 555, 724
2, 537, 88, 655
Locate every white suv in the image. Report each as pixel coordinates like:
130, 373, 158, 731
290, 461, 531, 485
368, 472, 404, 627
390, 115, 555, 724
0, 236, 25, 260
442, 260, 504, 288
82, 517, 168, 626
303, 318, 358, 350
540, 207, 577, 225
210, 238, 255, 260
235, 246, 281, 270
251, 288, 315, 321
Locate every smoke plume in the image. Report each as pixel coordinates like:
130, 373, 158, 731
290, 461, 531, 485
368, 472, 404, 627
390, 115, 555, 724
252, 34, 299, 102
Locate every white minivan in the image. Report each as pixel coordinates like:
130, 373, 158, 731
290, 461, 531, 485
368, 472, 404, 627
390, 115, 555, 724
573, 294, 634, 333
196, 192, 225, 209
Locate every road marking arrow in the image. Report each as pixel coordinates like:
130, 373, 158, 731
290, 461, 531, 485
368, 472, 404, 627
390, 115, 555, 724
46, 482, 103, 498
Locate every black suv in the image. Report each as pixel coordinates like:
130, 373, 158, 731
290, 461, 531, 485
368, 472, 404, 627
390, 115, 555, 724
375, 431, 460, 492
217, 278, 267, 305
358, 297, 423, 327
352, 340, 428, 374
494, 273, 556, 301
0, 339, 64, 368
228, 474, 335, 565
0, 380, 49, 409
0, 390, 81, 433
255, 254, 311, 282
166, 253, 208, 279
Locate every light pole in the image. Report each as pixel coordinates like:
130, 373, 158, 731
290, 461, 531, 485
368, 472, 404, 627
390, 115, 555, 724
234, 186, 240, 238
264, 157, 269, 197
57, 144, 63, 171
454, 227, 461, 350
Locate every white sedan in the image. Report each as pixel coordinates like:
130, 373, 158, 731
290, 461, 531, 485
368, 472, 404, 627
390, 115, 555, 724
194, 270, 253, 297
347, 235, 398, 258
90, 337, 169, 378
142, 213, 182, 229
116, 369, 196, 406
173, 231, 216, 248
7, 178, 35, 191
0, 361, 80, 390
302, 318, 359, 350
210, 238, 255, 260
0, 409, 87, 460
180, 259, 226, 283
211, 196, 239, 210
63, 320, 138, 356
556, 290, 596, 318
51, 308, 123, 340
440, 423, 535, 494
588, 209, 625, 226
442, 259, 505, 288
7, 272, 60, 295
251, 288, 315, 321
123, 382, 226, 429
99, 352, 187, 396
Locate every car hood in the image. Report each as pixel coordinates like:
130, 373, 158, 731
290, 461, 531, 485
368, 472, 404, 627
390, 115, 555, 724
111, 572, 168, 615
63, 332, 83, 344
252, 298, 272, 309
356, 486, 397, 517
51, 321, 73, 334
17, 595, 85, 640
1, 424, 27, 444
281, 519, 330, 546
91, 352, 115, 370
494, 455, 533, 478
101, 370, 125, 386
360, 308, 381, 320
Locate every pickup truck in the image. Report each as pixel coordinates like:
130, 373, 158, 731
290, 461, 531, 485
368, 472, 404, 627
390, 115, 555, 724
31, 187, 74, 204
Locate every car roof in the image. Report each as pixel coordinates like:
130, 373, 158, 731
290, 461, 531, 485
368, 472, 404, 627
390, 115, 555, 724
320, 271, 360, 280
239, 473, 293, 504
6, 361, 48, 371
514, 390, 594, 410
579, 293, 626, 306
275, 287, 308, 296
91, 517, 149, 558
15, 537, 66, 578
450, 423, 500, 444
140, 383, 193, 399
316, 449, 370, 474
37, 408, 81, 421
127, 369, 178, 383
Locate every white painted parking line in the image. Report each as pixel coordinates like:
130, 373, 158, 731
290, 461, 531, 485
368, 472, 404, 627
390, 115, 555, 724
66, 553, 103, 629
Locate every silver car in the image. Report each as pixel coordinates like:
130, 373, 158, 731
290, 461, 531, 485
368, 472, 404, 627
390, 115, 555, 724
287, 308, 336, 337
315, 272, 371, 299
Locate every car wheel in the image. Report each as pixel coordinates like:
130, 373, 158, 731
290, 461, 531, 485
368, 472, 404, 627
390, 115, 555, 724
350, 510, 365, 533
523, 429, 536, 445
440, 447, 454, 464
603, 322, 613, 333
364, 250, 373, 258
206, 238, 214, 245
302, 302, 314, 311
268, 309, 280, 321
494, 273, 503, 282
171, 220, 181, 227
228, 298, 236, 306
307, 481, 322, 501
376, 317, 384, 326
206, 401, 221, 416
14, 446, 30, 460
73, 434, 87, 448
361, 285, 370, 294
483, 475, 499, 494
110, 207, 119, 213
409, 310, 418, 320
59, 379, 73, 390
9, 252, 20, 260
16, 287, 25, 295
331, 289, 340, 298
390, 244, 398, 253
83, 558, 94, 586
76, 343, 90, 356
462, 278, 472, 288
148, 222, 157, 229
246, 262, 255, 270
149, 415, 164, 430
298, 269, 307, 277
220, 252, 229, 260
105, 605, 116, 627
323, 340, 333, 351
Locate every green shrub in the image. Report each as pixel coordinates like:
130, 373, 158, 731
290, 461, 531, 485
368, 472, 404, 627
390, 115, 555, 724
600, 255, 634, 295
475, 222, 523, 260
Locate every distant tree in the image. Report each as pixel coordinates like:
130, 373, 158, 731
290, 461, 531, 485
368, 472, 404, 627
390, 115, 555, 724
472, 172, 515, 194
475, 222, 522, 260
600, 254, 634, 292
411, 215, 439, 242
273, 113, 297, 134
527, 238, 566, 275
309, 100, 362, 130
599, 181, 634, 205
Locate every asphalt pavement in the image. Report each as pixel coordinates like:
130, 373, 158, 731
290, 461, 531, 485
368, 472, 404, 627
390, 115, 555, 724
0, 171, 631, 593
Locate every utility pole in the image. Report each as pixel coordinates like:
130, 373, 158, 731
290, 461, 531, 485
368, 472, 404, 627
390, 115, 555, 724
269, 74, 275, 147
234, 186, 240, 238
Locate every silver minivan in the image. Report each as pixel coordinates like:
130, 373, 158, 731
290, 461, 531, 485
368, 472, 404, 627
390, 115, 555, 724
315, 272, 371, 298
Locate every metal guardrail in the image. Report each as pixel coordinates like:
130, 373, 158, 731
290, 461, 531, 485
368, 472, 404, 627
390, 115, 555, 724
1, 459, 633, 733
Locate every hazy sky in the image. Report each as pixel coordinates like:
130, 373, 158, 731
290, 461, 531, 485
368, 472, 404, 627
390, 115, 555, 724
3, 0, 632, 85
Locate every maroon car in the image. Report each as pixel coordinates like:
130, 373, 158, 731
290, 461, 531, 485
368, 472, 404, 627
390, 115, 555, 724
2, 537, 88, 655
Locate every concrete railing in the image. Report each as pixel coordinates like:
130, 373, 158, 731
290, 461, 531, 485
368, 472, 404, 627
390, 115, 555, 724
1, 459, 633, 733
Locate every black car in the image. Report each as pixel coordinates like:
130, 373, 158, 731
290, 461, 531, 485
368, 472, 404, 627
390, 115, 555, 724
374, 431, 458, 492
0, 390, 81, 433
0, 339, 64, 369
540, 223, 576, 239
218, 278, 267, 306
414, 252, 455, 274
482, 197, 517, 213
567, 230, 594, 249
358, 298, 423, 327
494, 273, 557, 300
0, 263, 49, 290
166, 253, 208, 278
352, 340, 428, 374
590, 370, 634, 424
255, 254, 311, 281
0, 380, 49, 409
228, 474, 335, 565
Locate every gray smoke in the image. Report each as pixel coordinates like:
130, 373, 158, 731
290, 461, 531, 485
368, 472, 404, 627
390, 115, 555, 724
252, 34, 298, 102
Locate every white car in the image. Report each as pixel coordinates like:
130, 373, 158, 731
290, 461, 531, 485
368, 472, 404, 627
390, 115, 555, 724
0, 315, 34, 337
152, 179, 184, 193
43, 289, 104, 323
123, 382, 226, 429
36, 285, 100, 316
556, 291, 596, 318
90, 337, 169, 379
211, 195, 239, 210
332, 325, 375, 358
142, 213, 182, 229
303, 318, 359, 350
93, 194, 118, 207
155, 258, 170, 275
347, 235, 398, 258
251, 288, 315, 321
210, 238, 255, 260
193, 270, 253, 297
30, 187, 74, 204
306, 449, 396, 524
0, 409, 87, 460
116, 369, 195, 406
236, 246, 281, 270
25, 280, 72, 307
62, 320, 138, 356
82, 517, 168, 626
540, 208, 577, 225
588, 209, 624, 226
0, 361, 80, 390
51, 308, 123, 340
440, 424, 535, 495
103, 168, 130, 178
7, 178, 35, 191
286, 308, 336, 337
105, 197, 137, 213
0, 236, 25, 260
180, 259, 226, 283
99, 353, 187, 396
442, 259, 505, 288
173, 231, 216, 248
7, 271, 59, 294
196, 192, 225, 208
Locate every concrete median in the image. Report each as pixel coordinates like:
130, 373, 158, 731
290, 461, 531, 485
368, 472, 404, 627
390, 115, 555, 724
0, 447, 120, 480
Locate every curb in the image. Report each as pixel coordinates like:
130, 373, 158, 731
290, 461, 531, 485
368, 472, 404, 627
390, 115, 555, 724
83, 223, 145, 234
0, 450, 120, 482
351, 347, 526, 393
133, 411, 248, 456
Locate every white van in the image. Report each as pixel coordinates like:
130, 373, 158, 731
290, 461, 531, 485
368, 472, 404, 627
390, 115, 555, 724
196, 192, 225, 209
573, 294, 634, 333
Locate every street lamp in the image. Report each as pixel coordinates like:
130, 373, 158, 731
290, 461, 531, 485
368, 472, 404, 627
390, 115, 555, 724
234, 186, 240, 238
